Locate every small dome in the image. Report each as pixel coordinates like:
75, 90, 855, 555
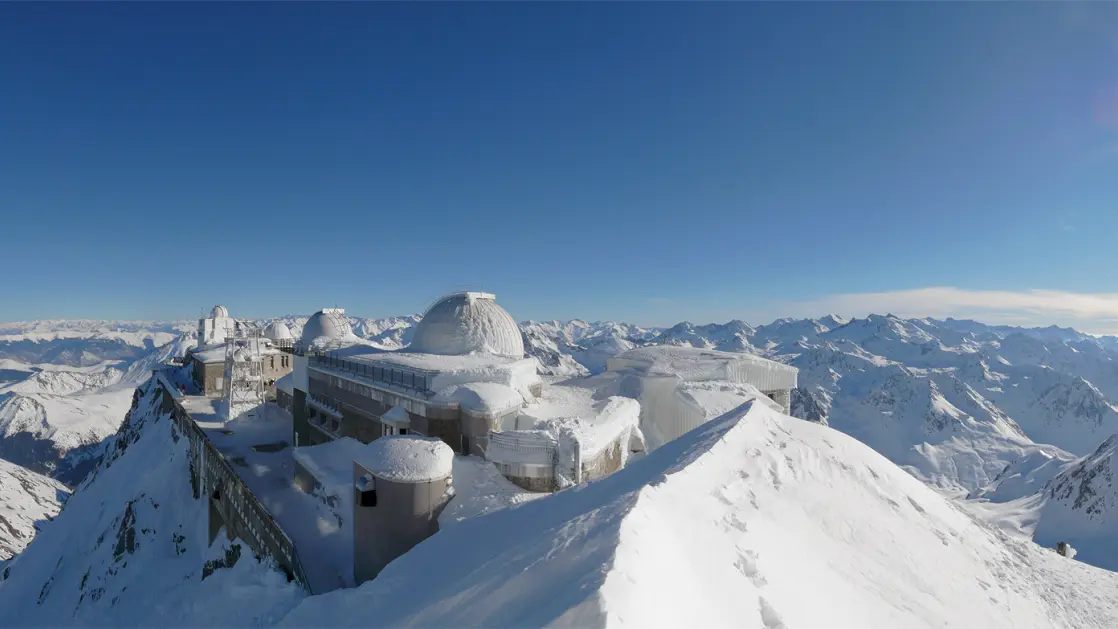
211, 305, 229, 318
301, 308, 352, 344
264, 321, 293, 340
355, 435, 454, 483
409, 292, 524, 358
233, 348, 252, 362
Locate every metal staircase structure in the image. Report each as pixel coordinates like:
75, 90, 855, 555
222, 322, 266, 419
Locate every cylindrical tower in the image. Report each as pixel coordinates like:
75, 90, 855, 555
352, 436, 455, 584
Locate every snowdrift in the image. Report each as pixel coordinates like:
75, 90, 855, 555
279, 401, 1118, 628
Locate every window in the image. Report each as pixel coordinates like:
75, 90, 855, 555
399, 428, 407, 435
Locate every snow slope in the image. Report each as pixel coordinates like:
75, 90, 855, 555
279, 401, 1118, 628
0, 459, 69, 561
0, 380, 306, 627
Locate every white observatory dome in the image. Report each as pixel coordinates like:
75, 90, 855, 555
211, 305, 230, 318
409, 292, 524, 358
301, 308, 352, 345
264, 321, 293, 341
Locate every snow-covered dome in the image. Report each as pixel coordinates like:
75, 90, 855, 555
264, 321, 293, 341
355, 435, 454, 483
409, 292, 524, 358
300, 308, 352, 345
211, 305, 229, 318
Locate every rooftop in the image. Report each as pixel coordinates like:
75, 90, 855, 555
176, 396, 354, 593
354, 435, 454, 483
609, 345, 798, 390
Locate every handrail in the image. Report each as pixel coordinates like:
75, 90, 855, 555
306, 350, 437, 397
154, 373, 313, 593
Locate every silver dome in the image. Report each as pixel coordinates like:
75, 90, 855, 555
301, 308, 352, 344
409, 292, 524, 358
264, 321, 293, 340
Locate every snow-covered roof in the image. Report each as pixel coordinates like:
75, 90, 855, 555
211, 305, 229, 318
264, 321, 293, 341
317, 346, 541, 398
293, 437, 368, 492
433, 382, 525, 415
191, 342, 283, 364
355, 435, 454, 483
409, 292, 525, 359
275, 372, 294, 395
608, 345, 798, 391
300, 308, 353, 346
381, 406, 410, 428
514, 382, 642, 457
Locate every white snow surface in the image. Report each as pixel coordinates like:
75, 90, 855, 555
432, 382, 525, 414
278, 401, 1118, 628
0, 458, 69, 560
437, 455, 544, 527
355, 435, 454, 483
293, 438, 368, 495
514, 381, 642, 458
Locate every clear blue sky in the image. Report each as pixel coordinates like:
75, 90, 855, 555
3, 3, 1117, 329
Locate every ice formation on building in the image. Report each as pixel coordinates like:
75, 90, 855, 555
605, 345, 798, 450
408, 292, 525, 358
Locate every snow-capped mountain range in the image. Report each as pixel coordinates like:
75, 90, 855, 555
5, 313, 1118, 592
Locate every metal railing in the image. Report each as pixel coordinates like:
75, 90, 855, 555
306, 350, 438, 397
487, 430, 559, 461
155, 374, 312, 593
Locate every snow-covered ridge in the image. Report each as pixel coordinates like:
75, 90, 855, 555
277, 401, 1118, 628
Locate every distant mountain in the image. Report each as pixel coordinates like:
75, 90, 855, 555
0, 458, 68, 562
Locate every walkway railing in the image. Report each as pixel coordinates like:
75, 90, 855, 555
302, 348, 439, 397
154, 372, 313, 593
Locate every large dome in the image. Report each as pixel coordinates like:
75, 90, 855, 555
409, 292, 524, 358
264, 321, 293, 341
300, 308, 352, 344
211, 305, 229, 318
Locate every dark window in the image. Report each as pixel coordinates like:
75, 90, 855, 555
399, 428, 407, 436
461, 436, 470, 454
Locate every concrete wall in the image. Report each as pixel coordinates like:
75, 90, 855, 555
191, 360, 226, 397
305, 367, 473, 453
262, 353, 293, 391
581, 439, 625, 482
352, 463, 451, 584
276, 389, 293, 415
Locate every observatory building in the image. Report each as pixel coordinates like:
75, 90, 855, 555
291, 295, 542, 452
185, 305, 294, 397
198, 305, 235, 347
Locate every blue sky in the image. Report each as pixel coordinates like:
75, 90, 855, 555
3, 3, 1118, 330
